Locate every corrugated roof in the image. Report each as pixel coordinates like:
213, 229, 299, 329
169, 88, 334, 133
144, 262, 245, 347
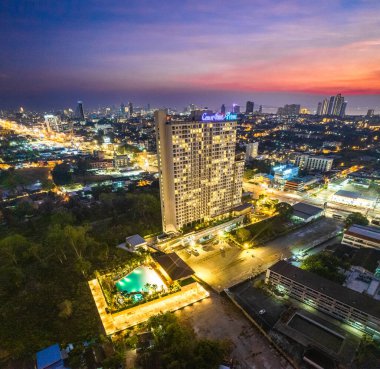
292, 202, 323, 219
346, 224, 380, 243
36, 344, 62, 369
125, 234, 147, 248
334, 190, 375, 201
153, 253, 194, 281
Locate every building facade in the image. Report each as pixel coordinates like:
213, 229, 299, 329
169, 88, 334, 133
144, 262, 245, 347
331, 190, 377, 209
295, 154, 333, 172
113, 154, 129, 168
266, 261, 380, 335
155, 110, 244, 233
75, 101, 85, 121
245, 142, 259, 161
317, 94, 347, 117
245, 101, 254, 114
342, 224, 380, 249
277, 104, 300, 116
272, 164, 299, 184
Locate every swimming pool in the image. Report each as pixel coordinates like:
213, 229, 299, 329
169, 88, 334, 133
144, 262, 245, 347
116, 266, 166, 294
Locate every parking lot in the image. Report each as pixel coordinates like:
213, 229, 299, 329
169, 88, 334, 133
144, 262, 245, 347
230, 279, 288, 331
177, 218, 342, 292
175, 292, 293, 369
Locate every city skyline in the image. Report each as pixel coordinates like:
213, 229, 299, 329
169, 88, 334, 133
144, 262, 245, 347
1, 0, 380, 112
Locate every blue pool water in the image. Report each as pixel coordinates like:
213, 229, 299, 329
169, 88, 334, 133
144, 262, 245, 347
115, 266, 166, 293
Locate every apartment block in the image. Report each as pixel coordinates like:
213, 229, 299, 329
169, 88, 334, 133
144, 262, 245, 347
295, 154, 333, 172
155, 111, 244, 233
245, 142, 258, 161
266, 261, 380, 335
342, 224, 380, 249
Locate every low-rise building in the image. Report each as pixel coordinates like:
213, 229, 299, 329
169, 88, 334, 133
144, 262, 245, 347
284, 176, 320, 192
89, 160, 114, 170
245, 142, 259, 161
153, 252, 194, 283
232, 203, 253, 217
342, 224, 380, 249
36, 344, 66, 369
295, 155, 333, 172
272, 164, 299, 184
113, 154, 129, 168
331, 190, 377, 209
266, 260, 380, 335
125, 234, 147, 252
292, 202, 324, 222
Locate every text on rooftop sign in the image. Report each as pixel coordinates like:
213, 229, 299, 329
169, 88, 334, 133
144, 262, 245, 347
201, 112, 238, 121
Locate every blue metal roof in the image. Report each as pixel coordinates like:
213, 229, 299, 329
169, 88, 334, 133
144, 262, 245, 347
36, 344, 62, 369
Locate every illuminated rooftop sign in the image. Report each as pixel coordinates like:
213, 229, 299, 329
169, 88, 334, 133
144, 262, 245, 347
201, 112, 238, 121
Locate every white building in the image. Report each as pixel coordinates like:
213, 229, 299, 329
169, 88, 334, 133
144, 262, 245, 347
155, 110, 244, 233
113, 154, 129, 168
245, 142, 258, 161
342, 224, 380, 249
331, 190, 377, 209
295, 154, 333, 172
44, 114, 64, 132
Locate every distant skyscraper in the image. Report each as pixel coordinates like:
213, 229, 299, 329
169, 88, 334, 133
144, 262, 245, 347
246, 101, 254, 114
120, 103, 126, 116
319, 94, 346, 117
155, 110, 244, 232
333, 94, 344, 116
128, 102, 133, 116
221, 104, 226, 114
277, 104, 300, 116
259, 105, 263, 113
317, 102, 323, 115
340, 101, 347, 118
367, 109, 375, 117
321, 98, 329, 115
75, 101, 85, 121
233, 104, 240, 114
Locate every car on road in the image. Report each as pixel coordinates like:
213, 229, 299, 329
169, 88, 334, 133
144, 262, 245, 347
259, 309, 266, 315
191, 248, 199, 256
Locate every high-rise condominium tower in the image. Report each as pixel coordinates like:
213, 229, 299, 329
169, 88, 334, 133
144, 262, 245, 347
75, 101, 85, 121
246, 101, 254, 114
155, 110, 244, 233
321, 94, 347, 117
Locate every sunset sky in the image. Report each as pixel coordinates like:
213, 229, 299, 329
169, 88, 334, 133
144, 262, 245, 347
1, 0, 380, 113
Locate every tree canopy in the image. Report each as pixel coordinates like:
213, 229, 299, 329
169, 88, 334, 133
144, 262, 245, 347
345, 212, 369, 228
0, 186, 162, 360
139, 312, 230, 369
301, 251, 348, 284
275, 202, 293, 219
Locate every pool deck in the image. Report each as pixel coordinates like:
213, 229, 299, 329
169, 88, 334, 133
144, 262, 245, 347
89, 278, 209, 336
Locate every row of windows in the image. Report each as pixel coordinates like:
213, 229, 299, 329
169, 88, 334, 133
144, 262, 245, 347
269, 273, 372, 325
